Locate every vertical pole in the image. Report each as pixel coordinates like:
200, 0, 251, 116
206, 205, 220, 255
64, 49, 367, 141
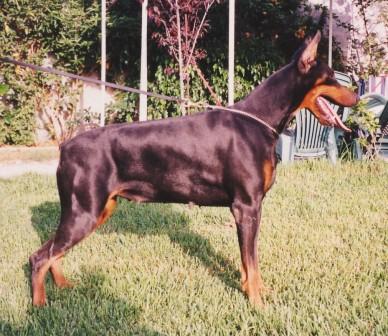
139, 0, 148, 121
176, 0, 185, 115
228, 0, 235, 106
327, 0, 337, 164
328, 0, 333, 68
100, 0, 107, 127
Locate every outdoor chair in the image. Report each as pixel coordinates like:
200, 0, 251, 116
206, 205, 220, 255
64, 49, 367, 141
377, 101, 388, 158
276, 71, 352, 163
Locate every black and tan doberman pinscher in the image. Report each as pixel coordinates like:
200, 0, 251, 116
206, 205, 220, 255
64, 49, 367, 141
29, 31, 358, 307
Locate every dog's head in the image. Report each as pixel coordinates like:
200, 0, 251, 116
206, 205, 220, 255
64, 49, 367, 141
294, 31, 358, 132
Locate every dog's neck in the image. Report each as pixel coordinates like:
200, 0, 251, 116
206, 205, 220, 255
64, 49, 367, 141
231, 63, 308, 135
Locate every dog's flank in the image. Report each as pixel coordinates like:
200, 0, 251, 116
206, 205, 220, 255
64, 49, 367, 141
30, 31, 358, 307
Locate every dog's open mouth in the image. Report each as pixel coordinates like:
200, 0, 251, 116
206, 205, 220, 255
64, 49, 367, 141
314, 96, 351, 132
302, 83, 359, 132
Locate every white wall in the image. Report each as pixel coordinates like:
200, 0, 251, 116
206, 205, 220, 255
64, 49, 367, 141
79, 73, 114, 121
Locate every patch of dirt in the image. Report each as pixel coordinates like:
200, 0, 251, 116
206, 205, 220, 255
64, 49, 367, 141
0, 145, 59, 163
0, 159, 58, 178
0, 146, 59, 178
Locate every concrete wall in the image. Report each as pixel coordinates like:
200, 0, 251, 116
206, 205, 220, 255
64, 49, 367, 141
79, 73, 115, 121
35, 58, 115, 143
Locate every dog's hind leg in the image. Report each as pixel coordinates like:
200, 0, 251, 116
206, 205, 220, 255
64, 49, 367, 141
29, 211, 95, 306
50, 257, 73, 288
30, 191, 117, 306
232, 199, 264, 307
29, 239, 58, 306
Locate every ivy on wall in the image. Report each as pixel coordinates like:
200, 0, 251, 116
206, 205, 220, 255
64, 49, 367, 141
0, 0, 99, 145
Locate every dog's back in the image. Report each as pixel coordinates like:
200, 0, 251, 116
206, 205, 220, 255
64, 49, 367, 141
58, 110, 275, 206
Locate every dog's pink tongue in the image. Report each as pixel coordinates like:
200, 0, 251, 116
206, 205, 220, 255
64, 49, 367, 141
317, 96, 351, 132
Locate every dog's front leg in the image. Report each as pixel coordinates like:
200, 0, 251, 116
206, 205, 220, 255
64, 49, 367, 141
232, 199, 264, 307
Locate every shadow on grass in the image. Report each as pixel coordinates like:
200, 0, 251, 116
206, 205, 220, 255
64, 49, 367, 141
30, 199, 240, 294
0, 270, 161, 335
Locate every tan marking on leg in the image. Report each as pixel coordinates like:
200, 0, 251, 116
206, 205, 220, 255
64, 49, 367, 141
32, 262, 50, 306
263, 160, 275, 193
94, 196, 117, 230
245, 264, 264, 307
240, 263, 248, 293
32, 253, 64, 306
256, 266, 272, 293
257, 267, 264, 291
50, 258, 73, 288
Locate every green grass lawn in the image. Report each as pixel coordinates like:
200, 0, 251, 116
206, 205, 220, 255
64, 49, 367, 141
0, 161, 387, 335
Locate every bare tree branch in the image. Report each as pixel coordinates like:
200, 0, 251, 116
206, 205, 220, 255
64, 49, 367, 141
193, 62, 222, 106
186, 0, 215, 69
148, 0, 222, 108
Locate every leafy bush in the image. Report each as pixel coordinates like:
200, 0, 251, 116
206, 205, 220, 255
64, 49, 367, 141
105, 59, 277, 123
342, 100, 381, 160
0, 66, 40, 145
0, 84, 9, 95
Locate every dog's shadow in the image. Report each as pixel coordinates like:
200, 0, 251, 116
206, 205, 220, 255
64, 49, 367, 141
30, 200, 240, 292
3, 268, 162, 335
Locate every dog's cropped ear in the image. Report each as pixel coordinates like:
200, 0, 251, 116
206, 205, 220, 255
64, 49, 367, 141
298, 31, 321, 74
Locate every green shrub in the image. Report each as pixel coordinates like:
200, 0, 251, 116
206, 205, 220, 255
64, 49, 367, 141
343, 99, 381, 160
105, 59, 277, 123
0, 106, 36, 145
